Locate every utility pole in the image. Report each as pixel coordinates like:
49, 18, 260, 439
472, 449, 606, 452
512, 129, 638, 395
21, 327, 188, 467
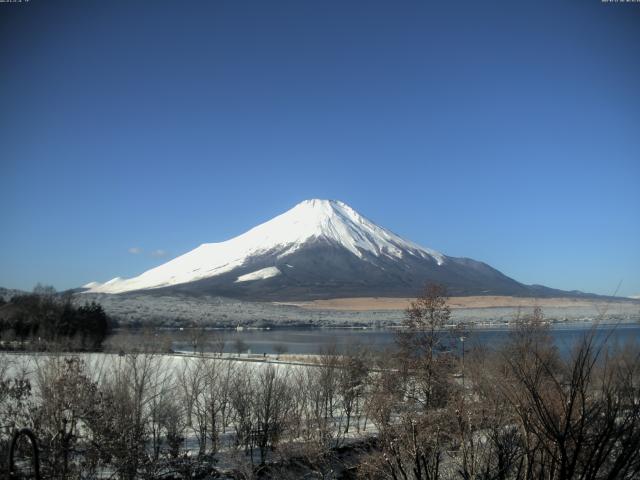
460, 335, 466, 389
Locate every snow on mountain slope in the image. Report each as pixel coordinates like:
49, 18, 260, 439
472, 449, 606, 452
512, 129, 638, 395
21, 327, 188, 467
235, 266, 281, 283
86, 199, 445, 294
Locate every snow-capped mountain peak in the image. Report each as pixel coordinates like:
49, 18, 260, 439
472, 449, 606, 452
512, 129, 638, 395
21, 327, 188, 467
280, 199, 443, 262
85, 199, 445, 294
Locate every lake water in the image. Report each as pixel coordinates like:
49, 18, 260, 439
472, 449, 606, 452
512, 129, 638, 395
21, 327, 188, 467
113, 322, 640, 357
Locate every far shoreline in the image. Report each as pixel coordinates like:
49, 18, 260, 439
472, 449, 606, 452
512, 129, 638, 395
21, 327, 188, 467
277, 295, 640, 311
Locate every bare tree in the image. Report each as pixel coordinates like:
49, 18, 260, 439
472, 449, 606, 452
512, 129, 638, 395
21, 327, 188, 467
252, 364, 294, 464
158, 391, 186, 459
230, 365, 256, 462
32, 356, 100, 479
397, 283, 454, 409
499, 326, 640, 480
364, 283, 457, 480
273, 343, 288, 359
0, 354, 32, 474
91, 351, 168, 479
337, 345, 370, 434
178, 357, 209, 456
234, 338, 249, 356
203, 357, 231, 455
208, 330, 226, 357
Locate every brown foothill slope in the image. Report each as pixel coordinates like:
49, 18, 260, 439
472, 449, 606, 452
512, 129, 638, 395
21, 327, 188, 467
277, 296, 638, 312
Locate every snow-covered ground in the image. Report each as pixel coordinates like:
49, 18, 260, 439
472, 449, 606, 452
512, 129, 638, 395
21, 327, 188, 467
1, 351, 313, 381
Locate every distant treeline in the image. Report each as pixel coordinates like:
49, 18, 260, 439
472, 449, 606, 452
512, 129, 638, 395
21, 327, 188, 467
0, 286, 114, 350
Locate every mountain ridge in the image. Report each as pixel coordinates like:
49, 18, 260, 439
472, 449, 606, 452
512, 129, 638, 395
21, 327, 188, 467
83, 199, 606, 301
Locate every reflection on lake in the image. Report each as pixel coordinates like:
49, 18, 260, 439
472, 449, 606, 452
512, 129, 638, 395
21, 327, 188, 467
107, 322, 640, 357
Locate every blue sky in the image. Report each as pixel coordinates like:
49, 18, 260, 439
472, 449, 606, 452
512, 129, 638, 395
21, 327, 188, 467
1, 0, 639, 296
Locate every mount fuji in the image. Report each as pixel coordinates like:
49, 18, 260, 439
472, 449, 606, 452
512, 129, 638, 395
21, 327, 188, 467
83, 199, 575, 300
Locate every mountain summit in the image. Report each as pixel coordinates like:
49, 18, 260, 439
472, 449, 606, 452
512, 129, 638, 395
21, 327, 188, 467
85, 199, 565, 299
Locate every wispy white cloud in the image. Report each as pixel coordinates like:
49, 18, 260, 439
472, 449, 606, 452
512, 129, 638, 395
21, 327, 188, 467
151, 249, 167, 258
128, 247, 143, 255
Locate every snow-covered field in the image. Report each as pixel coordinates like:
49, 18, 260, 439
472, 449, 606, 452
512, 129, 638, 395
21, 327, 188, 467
1, 351, 311, 383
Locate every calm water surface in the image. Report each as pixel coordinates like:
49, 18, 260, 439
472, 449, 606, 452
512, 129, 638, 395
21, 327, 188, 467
136, 322, 640, 356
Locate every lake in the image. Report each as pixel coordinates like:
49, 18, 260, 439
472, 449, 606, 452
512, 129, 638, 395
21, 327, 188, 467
108, 322, 640, 357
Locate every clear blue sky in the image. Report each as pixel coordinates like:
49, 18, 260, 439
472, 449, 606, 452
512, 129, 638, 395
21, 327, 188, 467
1, 0, 639, 297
